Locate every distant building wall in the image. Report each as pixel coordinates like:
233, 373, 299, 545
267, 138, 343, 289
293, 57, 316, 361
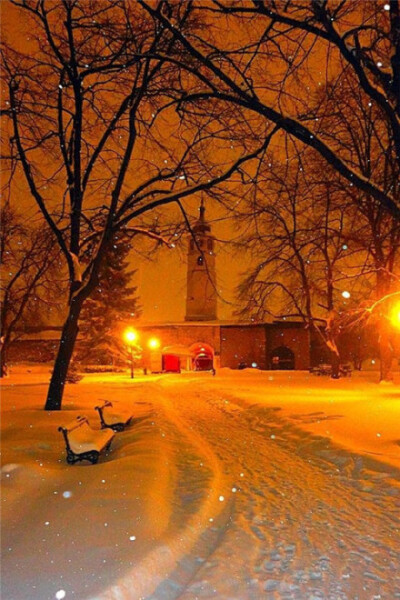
220, 325, 267, 369
8, 322, 312, 371
266, 323, 310, 370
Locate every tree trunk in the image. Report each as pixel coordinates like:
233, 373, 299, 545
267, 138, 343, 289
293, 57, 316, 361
330, 350, 340, 379
44, 298, 83, 410
0, 341, 8, 377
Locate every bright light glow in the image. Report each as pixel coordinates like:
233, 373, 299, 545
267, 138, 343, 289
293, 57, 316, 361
251, 362, 258, 368
389, 303, 400, 328
384, 3, 390, 10
342, 291, 351, 299
148, 337, 160, 350
124, 328, 138, 344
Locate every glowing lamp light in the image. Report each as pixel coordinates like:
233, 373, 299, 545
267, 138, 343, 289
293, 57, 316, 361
124, 328, 138, 344
342, 291, 351, 299
148, 337, 160, 350
251, 362, 258, 368
390, 304, 400, 328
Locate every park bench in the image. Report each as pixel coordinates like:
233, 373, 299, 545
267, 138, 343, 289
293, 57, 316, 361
58, 416, 115, 465
310, 364, 352, 377
310, 364, 332, 376
94, 400, 133, 432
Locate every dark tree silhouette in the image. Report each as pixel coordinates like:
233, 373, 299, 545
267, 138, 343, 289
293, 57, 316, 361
142, 0, 400, 217
2, 1, 276, 408
79, 232, 141, 366
0, 206, 62, 376
234, 153, 365, 377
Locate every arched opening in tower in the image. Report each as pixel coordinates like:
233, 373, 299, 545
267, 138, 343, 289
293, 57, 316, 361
270, 346, 295, 370
190, 342, 214, 371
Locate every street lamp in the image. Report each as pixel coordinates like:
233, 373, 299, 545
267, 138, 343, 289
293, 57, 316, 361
389, 303, 400, 328
148, 337, 160, 350
124, 328, 138, 379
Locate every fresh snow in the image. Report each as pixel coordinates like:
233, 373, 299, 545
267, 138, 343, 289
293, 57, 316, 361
1, 366, 400, 600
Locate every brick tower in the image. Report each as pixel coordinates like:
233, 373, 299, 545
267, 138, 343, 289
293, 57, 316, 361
185, 200, 217, 321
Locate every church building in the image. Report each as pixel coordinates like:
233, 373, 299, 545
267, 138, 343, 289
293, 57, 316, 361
135, 202, 311, 373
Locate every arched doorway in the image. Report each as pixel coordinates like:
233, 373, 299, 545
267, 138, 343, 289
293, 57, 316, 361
270, 346, 295, 370
190, 342, 214, 371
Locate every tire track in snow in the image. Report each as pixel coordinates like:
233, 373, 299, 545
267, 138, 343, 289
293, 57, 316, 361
162, 382, 400, 600
143, 387, 236, 599
93, 383, 233, 600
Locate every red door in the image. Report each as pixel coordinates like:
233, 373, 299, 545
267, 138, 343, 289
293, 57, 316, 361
162, 354, 181, 373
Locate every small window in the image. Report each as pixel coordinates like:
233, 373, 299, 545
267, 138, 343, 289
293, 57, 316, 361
197, 255, 204, 266
190, 239, 195, 251
207, 239, 213, 250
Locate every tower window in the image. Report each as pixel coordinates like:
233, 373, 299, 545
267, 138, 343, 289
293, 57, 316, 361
197, 255, 204, 265
207, 239, 213, 250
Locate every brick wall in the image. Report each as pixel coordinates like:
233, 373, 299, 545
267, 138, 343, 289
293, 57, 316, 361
220, 325, 267, 369
266, 324, 310, 370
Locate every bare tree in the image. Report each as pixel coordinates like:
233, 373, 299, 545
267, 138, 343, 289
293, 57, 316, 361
142, 0, 400, 217
315, 69, 400, 380
1, 1, 276, 409
235, 153, 366, 377
0, 206, 62, 376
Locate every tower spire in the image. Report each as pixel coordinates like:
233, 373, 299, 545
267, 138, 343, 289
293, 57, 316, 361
193, 198, 210, 233
199, 198, 205, 222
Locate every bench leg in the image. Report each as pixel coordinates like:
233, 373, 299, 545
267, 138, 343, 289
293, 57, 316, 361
66, 450, 100, 465
88, 451, 100, 464
109, 423, 124, 432
67, 451, 77, 465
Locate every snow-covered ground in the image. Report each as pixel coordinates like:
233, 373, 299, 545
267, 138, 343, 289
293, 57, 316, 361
1, 366, 400, 600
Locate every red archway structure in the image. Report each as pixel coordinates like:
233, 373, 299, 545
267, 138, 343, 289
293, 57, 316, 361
190, 342, 214, 371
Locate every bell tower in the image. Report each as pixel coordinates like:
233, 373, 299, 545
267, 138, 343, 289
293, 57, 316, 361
185, 200, 217, 321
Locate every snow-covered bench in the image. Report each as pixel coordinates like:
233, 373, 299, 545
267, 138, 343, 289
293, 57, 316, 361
58, 416, 115, 464
94, 400, 133, 432
310, 364, 352, 377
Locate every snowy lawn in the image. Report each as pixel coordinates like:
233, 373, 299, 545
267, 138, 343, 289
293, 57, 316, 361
1, 366, 400, 600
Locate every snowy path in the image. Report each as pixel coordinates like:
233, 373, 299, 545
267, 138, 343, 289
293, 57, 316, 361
153, 377, 400, 600
2, 369, 400, 600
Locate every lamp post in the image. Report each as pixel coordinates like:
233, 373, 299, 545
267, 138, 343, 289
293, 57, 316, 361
124, 328, 138, 379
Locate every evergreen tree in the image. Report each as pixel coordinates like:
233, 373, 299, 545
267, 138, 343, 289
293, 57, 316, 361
79, 234, 140, 365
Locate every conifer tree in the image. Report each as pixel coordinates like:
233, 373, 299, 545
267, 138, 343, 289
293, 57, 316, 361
79, 234, 140, 366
